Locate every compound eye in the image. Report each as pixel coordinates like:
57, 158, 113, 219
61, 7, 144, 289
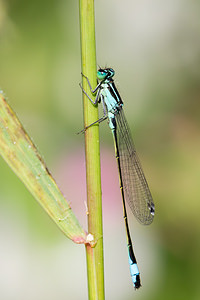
97, 69, 107, 80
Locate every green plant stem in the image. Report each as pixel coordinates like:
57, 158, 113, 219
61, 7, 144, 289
79, 1, 105, 299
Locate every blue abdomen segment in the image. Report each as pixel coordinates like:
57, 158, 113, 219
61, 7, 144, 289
129, 256, 141, 289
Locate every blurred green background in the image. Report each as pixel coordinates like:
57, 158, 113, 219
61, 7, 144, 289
1, 0, 200, 299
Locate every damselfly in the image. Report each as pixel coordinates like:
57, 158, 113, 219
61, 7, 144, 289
80, 68, 155, 289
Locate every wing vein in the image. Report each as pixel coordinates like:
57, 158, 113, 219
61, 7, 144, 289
115, 108, 154, 225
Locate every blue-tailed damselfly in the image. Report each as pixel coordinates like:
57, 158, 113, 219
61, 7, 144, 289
80, 68, 155, 289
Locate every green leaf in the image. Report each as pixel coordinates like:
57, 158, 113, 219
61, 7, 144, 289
0, 92, 86, 244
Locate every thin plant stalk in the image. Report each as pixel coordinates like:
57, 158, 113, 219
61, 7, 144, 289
79, 0, 105, 299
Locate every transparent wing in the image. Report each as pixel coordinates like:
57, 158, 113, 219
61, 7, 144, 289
115, 108, 155, 225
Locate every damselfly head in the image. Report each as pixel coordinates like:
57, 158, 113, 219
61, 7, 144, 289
97, 68, 115, 81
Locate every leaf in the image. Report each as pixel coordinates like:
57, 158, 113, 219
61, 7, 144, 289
0, 92, 86, 244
